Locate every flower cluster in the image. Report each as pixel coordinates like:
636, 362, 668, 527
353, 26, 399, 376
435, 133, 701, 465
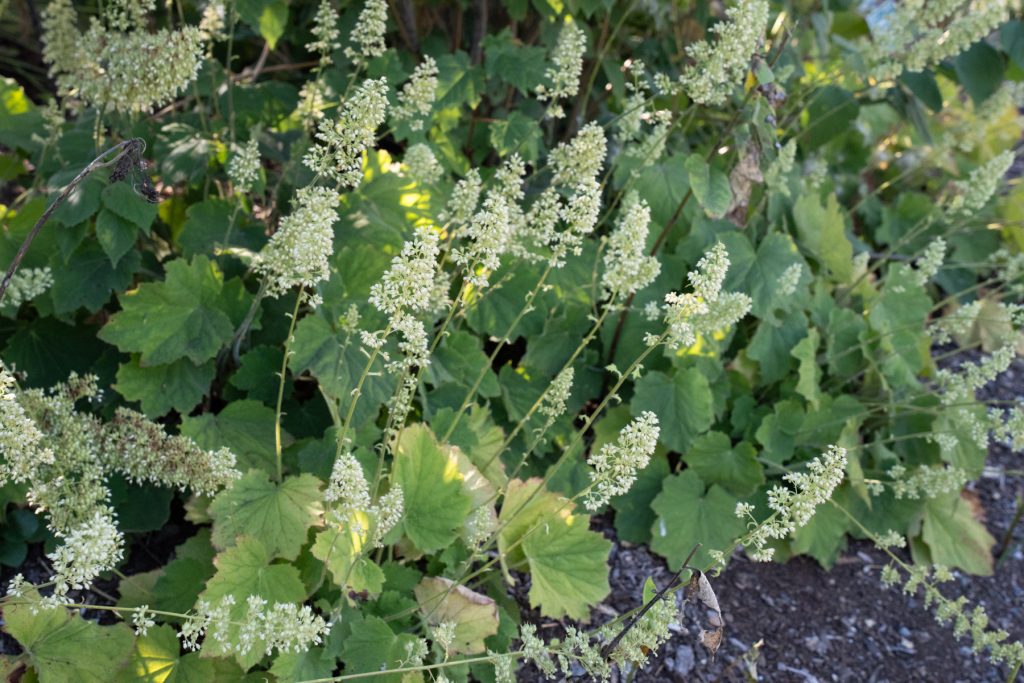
550, 123, 607, 188
1, 267, 53, 311
47, 509, 124, 601
601, 192, 660, 297
764, 139, 796, 198
879, 562, 1024, 671
404, 143, 444, 185
324, 453, 404, 546
599, 594, 677, 670
198, 0, 227, 43
679, 0, 769, 105
947, 151, 1014, 217
776, 262, 803, 297
740, 446, 847, 562
0, 366, 52, 486
253, 187, 339, 304
539, 367, 574, 419
654, 242, 752, 351
306, 0, 340, 67
181, 594, 330, 658
535, 22, 586, 118
104, 408, 240, 497
865, 0, 1010, 80
370, 227, 442, 318
441, 170, 483, 226
1, 369, 239, 603
910, 237, 946, 287
452, 193, 513, 288
304, 78, 389, 187
584, 411, 660, 510
393, 57, 439, 130
345, 0, 388, 65
227, 136, 261, 195
42, 0, 205, 113
887, 464, 969, 500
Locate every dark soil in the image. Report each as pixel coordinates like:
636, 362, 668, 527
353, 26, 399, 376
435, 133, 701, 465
517, 354, 1024, 682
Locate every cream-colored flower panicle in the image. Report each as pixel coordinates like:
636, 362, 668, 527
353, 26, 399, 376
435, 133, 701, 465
864, 0, 1011, 80
584, 411, 659, 510
393, 56, 439, 131
307, 0, 341, 67
253, 186, 339, 305
738, 445, 847, 562
304, 78, 389, 187
345, 0, 388, 65
227, 136, 261, 194
679, 0, 768, 105
655, 242, 752, 351
404, 143, 443, 185
47, 509, 124, 601
601, 192, 660, 297
369, 226, 441, 317
536, 21, 587, 118
42, 0, 205, 113
0, 267, 53, 310
947, 151, 1014, 218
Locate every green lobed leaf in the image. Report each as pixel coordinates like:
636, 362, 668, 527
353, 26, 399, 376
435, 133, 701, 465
116, 624, 218, 683
339, 614, 424, 683
650, 470, 745, 570
102, 182, 157, 231
631, 369, 714, 453
200, 536, 307, 669
180, 399, 281, 474
50, 241, 140, 314
793, 193, 853, 283
682, 431, 765, 498
98, 256, 236, 365
209, 471, 323, 561
94, 209, 139, 267
115, 356, 214, 418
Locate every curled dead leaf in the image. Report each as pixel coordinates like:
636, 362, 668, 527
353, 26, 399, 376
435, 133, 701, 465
699, 627, 724, 659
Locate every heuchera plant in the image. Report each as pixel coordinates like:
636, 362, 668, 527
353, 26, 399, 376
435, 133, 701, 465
1, 0, 1024, 679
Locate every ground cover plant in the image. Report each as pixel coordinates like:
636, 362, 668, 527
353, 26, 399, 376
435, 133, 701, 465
1, 0, 1024, 680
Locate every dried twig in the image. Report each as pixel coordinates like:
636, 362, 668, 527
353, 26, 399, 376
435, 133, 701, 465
0, 138, 149, 303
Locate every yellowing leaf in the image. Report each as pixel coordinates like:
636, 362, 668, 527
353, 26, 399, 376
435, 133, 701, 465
413, 577, 499, 654
4, 592, 135, 683
311, 522, 386, 596
394, 424, 472, 553
520, 510, 611, 620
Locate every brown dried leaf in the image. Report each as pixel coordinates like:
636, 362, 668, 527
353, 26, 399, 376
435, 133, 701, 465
699, 627, 724, 659
727, 144, 763, 226
693, 571, 722, 617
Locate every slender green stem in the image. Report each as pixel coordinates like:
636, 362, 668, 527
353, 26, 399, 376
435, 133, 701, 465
440, 263, 555, 443
274, 294, 304, 482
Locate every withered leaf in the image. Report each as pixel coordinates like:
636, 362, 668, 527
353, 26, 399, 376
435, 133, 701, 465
699, 627, 724, 659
